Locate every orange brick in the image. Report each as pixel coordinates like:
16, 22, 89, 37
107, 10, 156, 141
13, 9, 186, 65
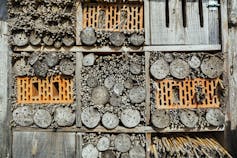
17, 76, 74, 104
155, 78, 221, 109
82, 3, 144, 32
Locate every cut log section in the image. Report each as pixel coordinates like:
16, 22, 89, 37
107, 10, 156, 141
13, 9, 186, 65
114, 134, 131, 152
42, 35, 54, 46
151, 110, 170, 129
121, 109, 141, 128
80, 27, 97, 46
206, 109, 225, 126
13, 32, 29, 46
86, 77, 98, 88
102, 112, 119, 129
62, 36, 75, 46
33, 60, 49, 77
91, 86, 110, 105
201, 56, 223, 78
81, 107, 101, 128
129, 87, 146, 104
180, 110, 198, 128
101, 150, 116, 158
109, 96, 122, 107
13, 106, 33, 127
188, 55, 201, 69
45, 53, 59, 67
59, 59, 75, 76
13, 59, 27, 76
54, 107, 75, 127
130, 63, 142, 75
96, 136, 110, 151
29, 33, 41, 46
109, 32, 126, 47
129, 145, 146, 158
124, 79, 133, 89
150, 58, 169, 80
170, 59, 190, 79
129, 34, 145, 46
33, 109, 52, 128
82, 144, 99, 158
121, 153, 130, 158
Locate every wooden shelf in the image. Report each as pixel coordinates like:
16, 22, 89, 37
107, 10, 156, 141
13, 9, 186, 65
13, 125, 224, 133
13, 45, 221, 52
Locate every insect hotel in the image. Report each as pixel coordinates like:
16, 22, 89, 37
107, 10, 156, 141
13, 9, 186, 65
1, 0, 237, 157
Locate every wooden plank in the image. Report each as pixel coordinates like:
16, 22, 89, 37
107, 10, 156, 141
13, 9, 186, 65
0, 21, 10, 158
144, 0, 150, 45
13, 126, 225, 133
76, 0, 83, 45
145, 52, 150, 125
76, 52, 83, 127
76, 133, 83, 158
14, 45, 221, 52
145, 133, 151, 158
13, 132, 76, 158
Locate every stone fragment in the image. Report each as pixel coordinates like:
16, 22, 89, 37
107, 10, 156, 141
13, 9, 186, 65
113, 83, 124, 96
81, 27, 97, 46
13, 59, 27, 76
86, 77, 98, 88
104, 76, 115, 89
45, 52, 59, 67
91, 86, 109, 105
83, 53, 95, 66
109, 96, 122, 107
33, 60, 49, 77
130, 63, 141, 75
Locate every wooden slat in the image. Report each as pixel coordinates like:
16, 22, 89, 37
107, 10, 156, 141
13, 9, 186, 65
13, 126, 225, 133
145, 52, 150, 125
76, 133, 83, 158
13, 45, 221, 52
76, 1, 83, 45
13, 132, 76, 158
0, 21, 10, 158
144, 0, 150, 45
145, 133, 151, 158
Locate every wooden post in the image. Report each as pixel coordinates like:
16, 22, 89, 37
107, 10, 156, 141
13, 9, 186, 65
0, 21, 10, 158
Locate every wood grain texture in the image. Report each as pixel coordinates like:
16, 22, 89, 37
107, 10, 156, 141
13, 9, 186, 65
0, 21, 10, 158
13, 132, 76, 158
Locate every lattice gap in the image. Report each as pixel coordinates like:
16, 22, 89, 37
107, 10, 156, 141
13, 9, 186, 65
17, 76, 74, 104
82, 3, 144, 31
155, 78, 221, 109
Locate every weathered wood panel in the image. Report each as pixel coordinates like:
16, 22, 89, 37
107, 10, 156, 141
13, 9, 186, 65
0, 0, 7, 21
149, 0, 220, 45
0, 21, 10, 158
13, 132, 76, 158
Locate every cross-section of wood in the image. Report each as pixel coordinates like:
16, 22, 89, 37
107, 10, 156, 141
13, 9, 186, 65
155, 78, 221, 109
17, 76, 73, 104
82, 3, 144, 32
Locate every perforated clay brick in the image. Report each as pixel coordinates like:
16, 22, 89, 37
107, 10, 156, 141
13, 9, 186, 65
17, 76, 73, 104
155, 78, 221, 109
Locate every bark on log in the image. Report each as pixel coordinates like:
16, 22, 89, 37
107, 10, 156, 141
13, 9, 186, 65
91, 86, 110, 105
151, 110, 170, 129
150, 58, 169, 80
33, 109, 52, 128
54, 107, 75, 127
96, 136, 110, 151
206, 109, 225, 126
188, 55, 201, 69
109, 32, 126, 47
29, 33, 41, 46
13, 107, 33, 127
33, 60, 49, 77
129, 34, 145, 46
170, 59, 190, 79
81, 107, 101, 128
129, 87, 146, 104
129, 145, 146, 158
114, 134, 131, 152
13, 32, 29, 46
82, 144, 99, 158
180, 110, 198, 128
101, 150, 116, 158
80, 27, 97, 46
102, 112, 119, 129
45, 52, 59, 67
121, 109, 141, 128
201, 56, 223, 78
59, 59, 75, 76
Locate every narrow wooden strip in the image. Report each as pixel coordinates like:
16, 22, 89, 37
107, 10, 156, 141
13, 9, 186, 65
145, 52, 150, 125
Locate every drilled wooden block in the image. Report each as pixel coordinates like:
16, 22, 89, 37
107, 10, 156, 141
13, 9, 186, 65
82, 3, 144, 32
17, 76, 73, 104
155, 78, 221, 109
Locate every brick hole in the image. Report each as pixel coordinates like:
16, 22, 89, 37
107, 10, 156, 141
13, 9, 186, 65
52, 82, 60, 97
32, 82, 39, 97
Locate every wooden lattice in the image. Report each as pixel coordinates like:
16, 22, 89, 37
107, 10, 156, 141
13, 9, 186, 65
82, 3, 144, 31
17, 76, 73, 104
155, 78, 221, 109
